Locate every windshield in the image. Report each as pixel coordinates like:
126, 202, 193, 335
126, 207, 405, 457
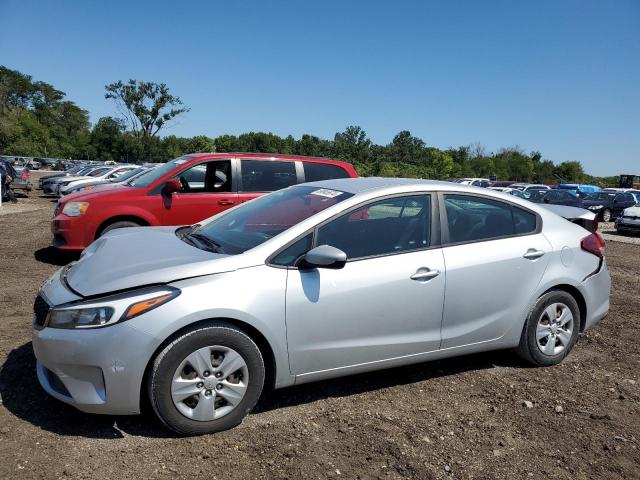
130, 156, 192, 187
112, 168, 143, 182
584, 193, 600, 201
181, 186, 354, 254
77, 166, 95, 175
66, 165, 84, 174
88, 167, 111, 177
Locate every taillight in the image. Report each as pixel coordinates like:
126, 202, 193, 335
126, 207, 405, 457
21, 171, 30, 180
581, 232, 605, 258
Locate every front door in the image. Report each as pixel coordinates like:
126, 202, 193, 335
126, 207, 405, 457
284, 194, 445, 376
161, 160, 238, 225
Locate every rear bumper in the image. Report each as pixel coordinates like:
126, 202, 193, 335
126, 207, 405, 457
581, 260, 611, 331
615, 217, 640, 232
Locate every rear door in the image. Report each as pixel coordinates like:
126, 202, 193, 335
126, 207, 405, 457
236, 159, 298, 205
440, 193, 551, 348
161, 159, 237, 225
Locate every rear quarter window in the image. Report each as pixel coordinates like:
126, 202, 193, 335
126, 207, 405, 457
303, 162, 350, 182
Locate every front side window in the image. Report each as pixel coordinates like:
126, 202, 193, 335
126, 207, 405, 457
270, 233, 314, 266
175, 161, 232, 193
241, 160, 297, 192
303, 162, 350, 182
316, 195, 431, 260
130, 155, 194, 188
183, 186, 353, 254
444, 194, 535, 243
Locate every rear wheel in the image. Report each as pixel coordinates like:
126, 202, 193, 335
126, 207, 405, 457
601, 209, 612, 222
516, 290, 580, 366
148, 323, 265, 435
99, 220, 141, 237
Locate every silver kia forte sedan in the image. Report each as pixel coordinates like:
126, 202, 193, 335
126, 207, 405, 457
32, 178, 610, 435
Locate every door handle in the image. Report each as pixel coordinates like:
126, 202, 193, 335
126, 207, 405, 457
523, 249, 545, 260
410, 269, 440, 281
218, 199, 235, 206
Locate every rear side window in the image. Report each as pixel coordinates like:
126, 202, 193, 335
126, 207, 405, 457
444, 194, 536, 243
303, 162, 350, 182
241, 160, 297, 192
513, 207, 537, 234
316, 195, 430, 260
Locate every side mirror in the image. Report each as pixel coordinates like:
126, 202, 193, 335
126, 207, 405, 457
299, 245, 347, 270
163, 178, 181, 194
543, 197, 551, 203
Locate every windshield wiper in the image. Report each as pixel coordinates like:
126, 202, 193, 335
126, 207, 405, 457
187, 232, 224, 253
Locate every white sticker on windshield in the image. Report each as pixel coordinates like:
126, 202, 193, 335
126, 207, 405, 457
310, 188, 344, 198
174, 159, 187, 165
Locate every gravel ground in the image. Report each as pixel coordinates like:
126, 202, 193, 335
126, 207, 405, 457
0, 176, 638, 479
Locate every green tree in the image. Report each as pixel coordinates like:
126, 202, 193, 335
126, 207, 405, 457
104, 79, 189, 138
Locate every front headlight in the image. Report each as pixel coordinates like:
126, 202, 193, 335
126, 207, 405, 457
47, 286, 180, 329
62, 202, 90, 217
48, 306, 115, 329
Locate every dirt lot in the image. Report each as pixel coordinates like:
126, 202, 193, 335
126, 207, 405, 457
0, 178, 639, 479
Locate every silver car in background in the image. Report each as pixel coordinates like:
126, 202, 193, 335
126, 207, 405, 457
32, 178, 610, 435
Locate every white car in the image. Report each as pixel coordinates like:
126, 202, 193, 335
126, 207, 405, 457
509, 183, 551, 192
615, 204, 640, 235
455, 178, 491, 187
60, 166, 137, 195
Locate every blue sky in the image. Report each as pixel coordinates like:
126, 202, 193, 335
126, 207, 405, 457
1, 0, 638, 176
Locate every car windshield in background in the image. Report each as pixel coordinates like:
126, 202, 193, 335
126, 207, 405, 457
182, 186, 354, 255
130, 156, 192, 187
112, 168, 143, 182
88, 167, 111, 177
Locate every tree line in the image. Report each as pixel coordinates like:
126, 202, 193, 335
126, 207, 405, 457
0, 65, 616, 185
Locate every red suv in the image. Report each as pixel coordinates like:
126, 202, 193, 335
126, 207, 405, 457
52, 153, 358, 251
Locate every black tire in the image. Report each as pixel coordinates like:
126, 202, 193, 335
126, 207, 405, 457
601, 209, 612, 222
148, 322, 265, 436
515, 290, 580, 367
99, 220, 141, 237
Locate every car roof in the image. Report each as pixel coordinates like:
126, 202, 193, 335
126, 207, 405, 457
187, 152, 351, 166
297, 177, 488, 195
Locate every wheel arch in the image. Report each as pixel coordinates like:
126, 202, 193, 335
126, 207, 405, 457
140, 317, 277, 412
540, 284, 587, 331
96, 214, 151, 239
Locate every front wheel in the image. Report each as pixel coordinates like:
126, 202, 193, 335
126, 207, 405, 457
99, 220, 142, 237
516, 290, 580, 366
148, 323, 265, 435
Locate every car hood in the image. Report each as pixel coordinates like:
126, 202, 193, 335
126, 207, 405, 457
65, 226, 242, 297
50, 175, 93, 185
622, 205, 640, 217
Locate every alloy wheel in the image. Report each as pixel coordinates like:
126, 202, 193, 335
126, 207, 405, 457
171, 345, 249, 421
535, 303, 574, 356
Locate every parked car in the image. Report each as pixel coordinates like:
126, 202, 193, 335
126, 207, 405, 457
489, 180, 518, 188
455, 178, 491, 187
51, 153, 358, 250
5, 165, 33, 196
58, 165, 139, 195
508, 183, 551, 192
39, 164, 90, 188
34, 177, 610, 435
43, 166, 112, 195
556, 184, 601, 199
582, 191, 640, 222
527, 189, 583, 208
60, 167, 153, 196
615, 204, 640, 235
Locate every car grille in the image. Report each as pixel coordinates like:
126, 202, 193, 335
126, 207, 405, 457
33, 295, 51, 328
